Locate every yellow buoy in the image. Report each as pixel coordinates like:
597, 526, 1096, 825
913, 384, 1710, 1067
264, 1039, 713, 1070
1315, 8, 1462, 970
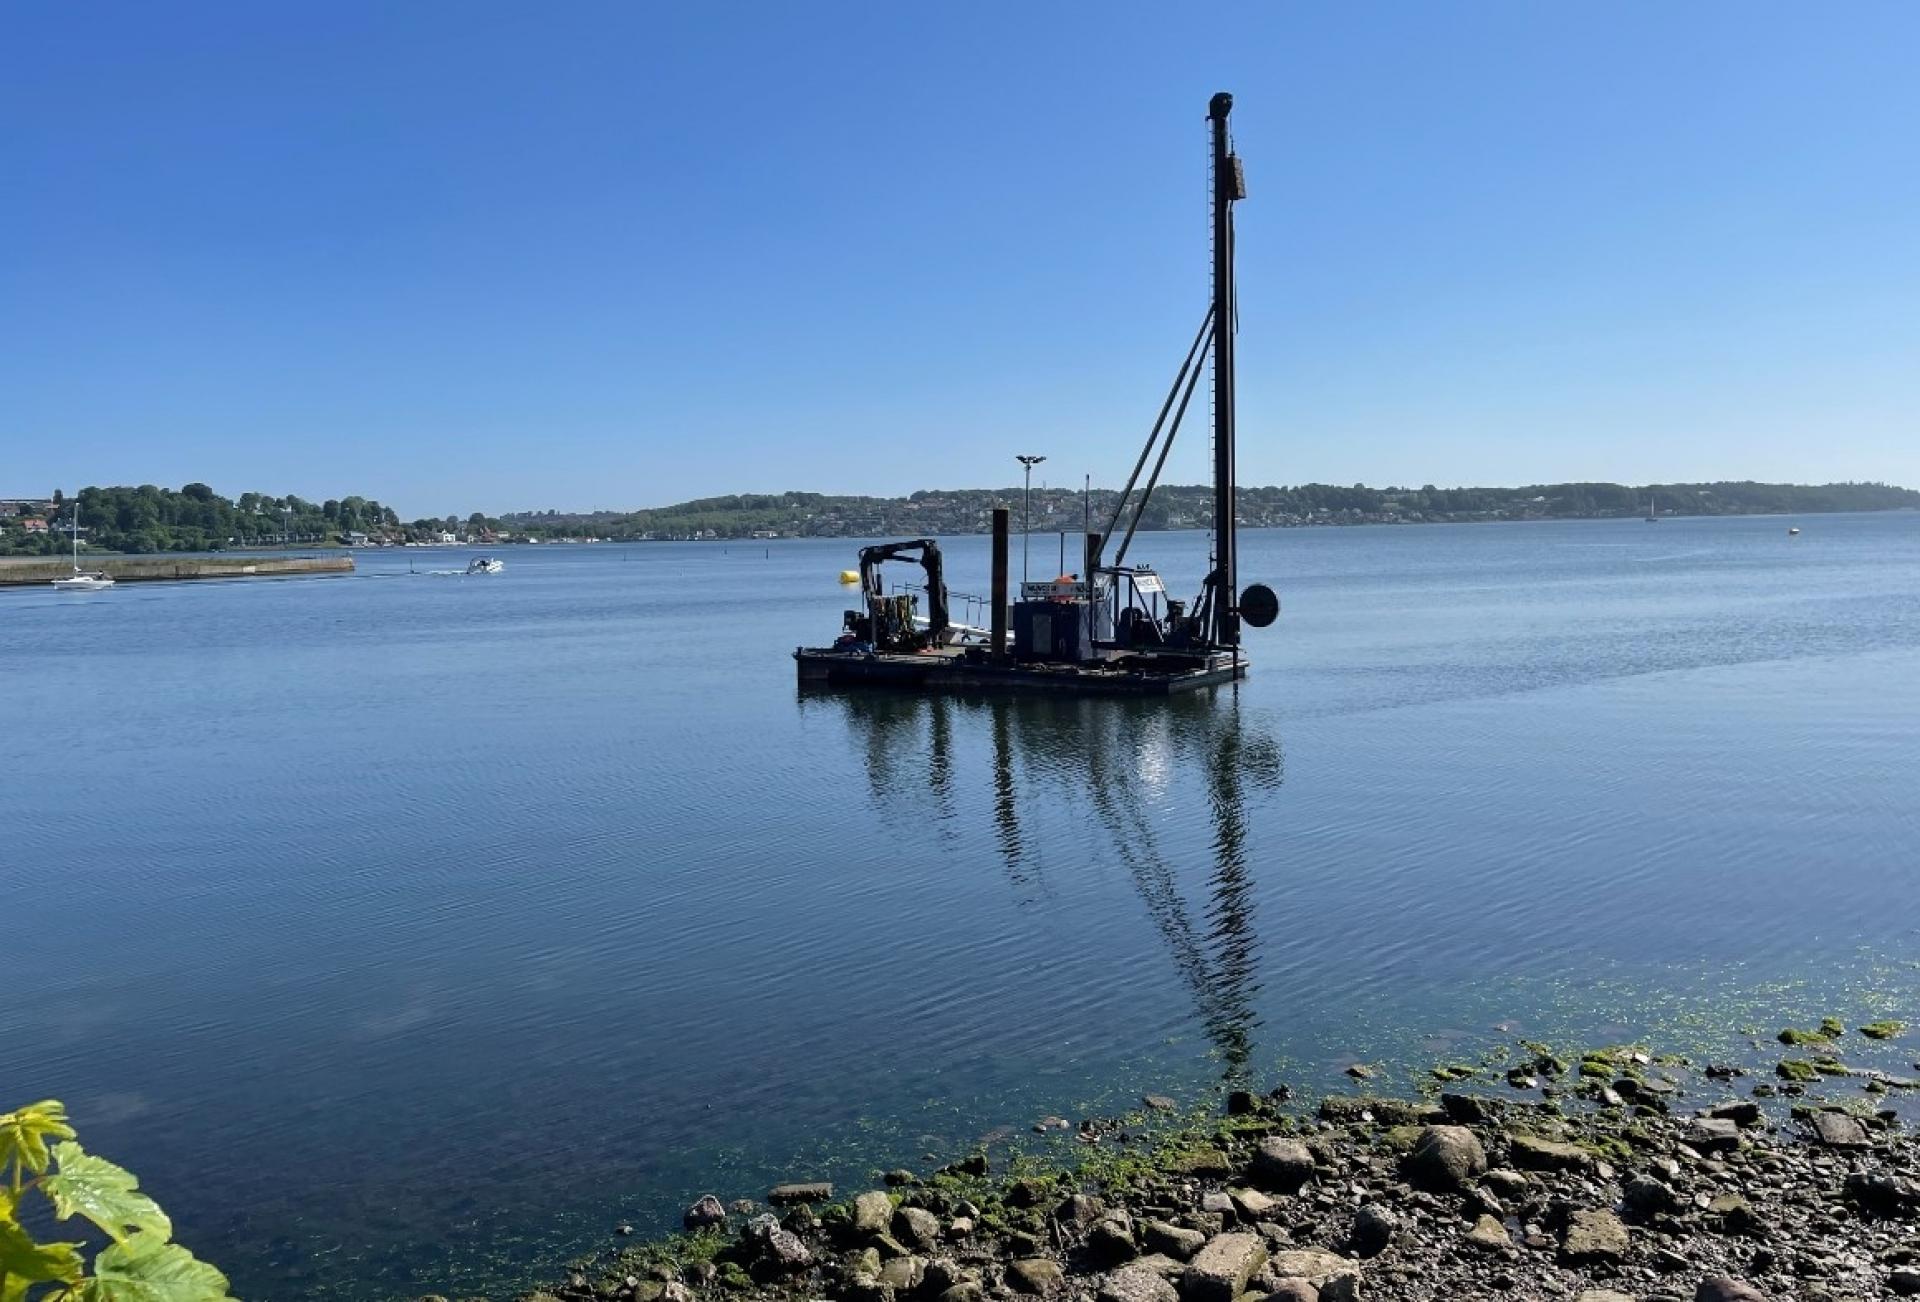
838, 569, 860, 584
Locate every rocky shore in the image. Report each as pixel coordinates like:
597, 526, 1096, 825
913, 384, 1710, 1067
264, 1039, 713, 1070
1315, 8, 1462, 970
488, 1026, 1919, 1302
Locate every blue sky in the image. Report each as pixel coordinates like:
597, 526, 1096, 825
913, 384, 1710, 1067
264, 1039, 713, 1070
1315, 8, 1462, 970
4, 2, 1918, 516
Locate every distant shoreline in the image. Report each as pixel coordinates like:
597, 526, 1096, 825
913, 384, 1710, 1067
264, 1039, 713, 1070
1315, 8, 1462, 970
361, 503, 1920, 546
482, 481, 1918, 543
8, 481, 1910, 555
8, 508, 1905, 571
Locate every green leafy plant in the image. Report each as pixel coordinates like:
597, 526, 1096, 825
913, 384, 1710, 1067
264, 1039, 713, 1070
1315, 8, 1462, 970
0, 1100, 234, 1301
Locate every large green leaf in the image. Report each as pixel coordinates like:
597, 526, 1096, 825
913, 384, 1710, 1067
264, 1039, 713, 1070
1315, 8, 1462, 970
67, 1234, 235, 1302
0, 1215, 86, 1294
40, 1144, 171, 1244
0, 1100, 77, 1177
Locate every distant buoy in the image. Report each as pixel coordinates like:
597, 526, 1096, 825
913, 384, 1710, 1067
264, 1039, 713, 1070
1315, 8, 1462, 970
838, 570, 860, 584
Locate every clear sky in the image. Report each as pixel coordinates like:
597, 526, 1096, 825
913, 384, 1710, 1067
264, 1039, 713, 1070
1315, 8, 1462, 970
5, 2, 1918, 516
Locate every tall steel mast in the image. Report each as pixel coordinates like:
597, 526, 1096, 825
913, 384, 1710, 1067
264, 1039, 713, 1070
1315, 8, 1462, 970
1208, 92, 1244, 649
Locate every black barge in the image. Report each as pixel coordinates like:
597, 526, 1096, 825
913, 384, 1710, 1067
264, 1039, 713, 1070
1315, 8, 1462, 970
795, 92, 1275, 697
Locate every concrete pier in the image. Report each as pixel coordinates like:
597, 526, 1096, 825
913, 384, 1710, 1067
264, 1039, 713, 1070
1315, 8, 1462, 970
0, 554, 354, 586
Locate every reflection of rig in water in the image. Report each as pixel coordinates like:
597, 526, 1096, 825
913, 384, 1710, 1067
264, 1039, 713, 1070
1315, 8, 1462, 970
794, 93, 1277, 697
804, 690, 1282, 1081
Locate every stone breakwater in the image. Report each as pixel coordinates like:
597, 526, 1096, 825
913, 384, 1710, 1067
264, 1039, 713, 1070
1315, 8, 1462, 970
469, 1028, 1919, 1302
0, 554, 353, 584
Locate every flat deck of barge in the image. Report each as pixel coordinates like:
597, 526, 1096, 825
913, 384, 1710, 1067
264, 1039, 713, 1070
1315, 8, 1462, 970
793, 646, 1245, 696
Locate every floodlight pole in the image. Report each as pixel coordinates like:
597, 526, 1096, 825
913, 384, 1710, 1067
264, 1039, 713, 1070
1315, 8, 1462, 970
1016, 454, 1046, 584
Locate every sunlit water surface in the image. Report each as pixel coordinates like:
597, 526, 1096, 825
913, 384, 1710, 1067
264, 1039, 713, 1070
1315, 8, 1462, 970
3, 513, 1917, 1298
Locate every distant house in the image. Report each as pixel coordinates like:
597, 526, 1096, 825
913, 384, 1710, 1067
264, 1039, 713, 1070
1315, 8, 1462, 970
436, 531, 456, 544
750, 529, 779, 539
343, 531, 370, 547
22, 518, 50, 534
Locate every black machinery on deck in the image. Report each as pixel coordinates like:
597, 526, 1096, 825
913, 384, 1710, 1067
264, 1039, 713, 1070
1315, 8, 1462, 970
843, 539, 950, 653
795, 92, 1278, 697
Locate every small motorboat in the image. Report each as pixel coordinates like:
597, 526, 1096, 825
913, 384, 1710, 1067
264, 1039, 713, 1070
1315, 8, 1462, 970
1787, 527, 1801, 536
466, 556, 504, 575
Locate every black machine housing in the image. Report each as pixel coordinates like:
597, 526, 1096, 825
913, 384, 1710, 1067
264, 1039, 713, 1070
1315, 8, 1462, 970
840, 539, 949, 653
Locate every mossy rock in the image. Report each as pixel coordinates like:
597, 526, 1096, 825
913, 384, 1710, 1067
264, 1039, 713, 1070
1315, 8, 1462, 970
1318, 1095, 1443, 1127
1578, 1057, 1614, 1080
1860, 1020, 1906, 1040
1778, 1027, 1834, 1046
1430, 1064, 1477, 1083
1578, 1134, 1636, 1164
1173, 1146, 1233, 1177
1004, 1176, 1059, 1208
1379, 1124, 1425, 1153
1518, 1043, 1570, 1076
1776, 1059, 1820, 1083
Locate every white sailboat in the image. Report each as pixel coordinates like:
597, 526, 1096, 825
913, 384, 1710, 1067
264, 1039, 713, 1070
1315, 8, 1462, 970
50, 497, 114, 591
1645, 491, 1658, 522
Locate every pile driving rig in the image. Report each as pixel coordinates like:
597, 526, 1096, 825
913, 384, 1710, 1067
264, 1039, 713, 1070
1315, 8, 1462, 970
795, 92, 1278, 697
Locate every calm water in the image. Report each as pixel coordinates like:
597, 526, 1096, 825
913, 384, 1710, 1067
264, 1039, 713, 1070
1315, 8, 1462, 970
4, 514, 1918, 1298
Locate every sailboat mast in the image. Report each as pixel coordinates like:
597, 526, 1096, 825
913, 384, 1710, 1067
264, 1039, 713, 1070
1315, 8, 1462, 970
1208, 93, 1243, 648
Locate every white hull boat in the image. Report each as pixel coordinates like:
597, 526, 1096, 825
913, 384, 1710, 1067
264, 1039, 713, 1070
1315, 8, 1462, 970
51, 496, 114, 590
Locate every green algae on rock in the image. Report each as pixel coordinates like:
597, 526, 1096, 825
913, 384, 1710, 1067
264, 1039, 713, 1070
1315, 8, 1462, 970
1777, 1026, 1834, 1046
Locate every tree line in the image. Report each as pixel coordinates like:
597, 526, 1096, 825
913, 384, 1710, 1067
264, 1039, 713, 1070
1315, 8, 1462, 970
0, 483, 489, 556
3, 479, 1914, 555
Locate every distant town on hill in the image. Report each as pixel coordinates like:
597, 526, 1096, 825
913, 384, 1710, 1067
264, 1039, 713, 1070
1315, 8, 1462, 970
501, 480, 1920, 542
1, 480, 1914, 554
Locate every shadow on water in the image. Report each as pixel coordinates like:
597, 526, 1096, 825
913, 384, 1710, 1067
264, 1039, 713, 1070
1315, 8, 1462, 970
801, 686, 1283, 1083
